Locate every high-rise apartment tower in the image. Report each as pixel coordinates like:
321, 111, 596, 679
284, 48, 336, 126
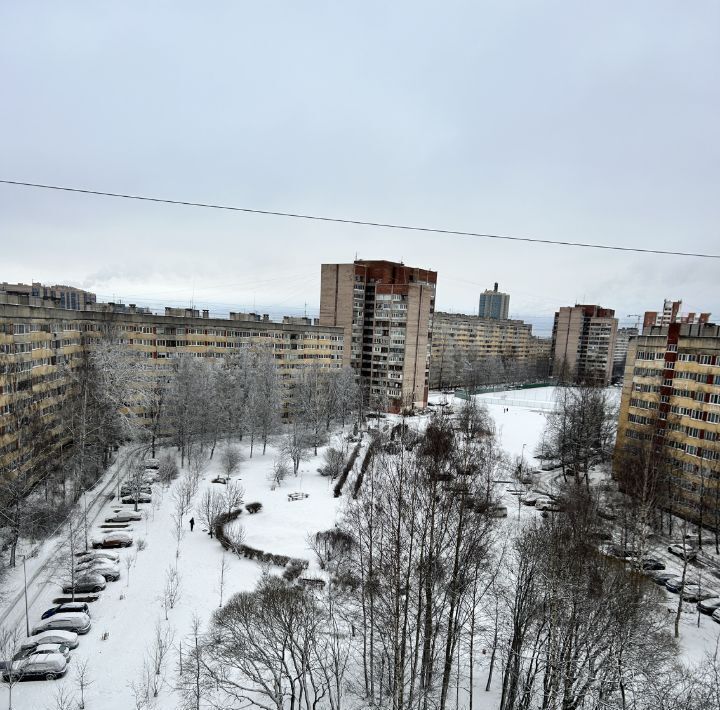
319, 260, 437, 412
478, 283, 509, 320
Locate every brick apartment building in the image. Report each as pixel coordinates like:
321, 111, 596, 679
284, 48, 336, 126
551, 304, 618, 385
614, 318, 720, 526
319, 260, 436, 412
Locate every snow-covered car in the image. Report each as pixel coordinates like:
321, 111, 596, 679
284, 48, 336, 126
602, 544, 639, 559
681, 586, 717, 603
488, 505, 508, 518
119, 486, 151, 498
21, 630, 79, 651
536, 498, 562, 512
77, 549, 120, 563
641, 558, 665, 571
697, 597, 720, 615
667, 544, 697, 561
4, 653, 67, 681
121, 493, 152, 505
92, 531, 133, 549
647, 570, 676, 586
521, 493, 541, 506
41, 602, 90, 620
105, 512, 142, 523
144, 458, 160, 469
32, 612, 91, 636
62, 573, 107, 594
14, 642, 71, 663
75, 559, 120, 581
712, 608, 720, 624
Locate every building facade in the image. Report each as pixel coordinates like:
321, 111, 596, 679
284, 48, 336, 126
429, 312, 536, 389
612, 327, 638, 380
551, 304, 618, 385
1, 282, 97, 310
478, 283, 509, 320
0, 295, 344, 479
319, 260, 436, 412
642, 299, 711, 330
614, 321, 720, 526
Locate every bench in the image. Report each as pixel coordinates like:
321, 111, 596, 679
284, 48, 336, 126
287, 492, 309, 502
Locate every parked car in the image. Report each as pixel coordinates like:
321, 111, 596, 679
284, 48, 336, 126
41, 602, 90, 620
668, 544, 697, 561
62, 573, 107, 594
682, 586, 717, 603
4, 653, 67, 681
211, 476, 230, 485
75, 560, 120, 581
697, 597, 720, 615
76, 550, 120, 563
664, 577, 685, 594
521, 493, 541, 506
13, 642, 71, 663
121, 493, 152, 505
488, 505, 508, 518
92, 531, 133, 549
534, 498, 554, 511
105, 512, 142, 524
603, 544, 640, 559
144, 458, 160, 469
32, 612, 91, 636
712, 608, 720, 624
641, 558, 665, 571
119, 486, 151, 498
647, 570, 676, 586
21, 630, 78, 651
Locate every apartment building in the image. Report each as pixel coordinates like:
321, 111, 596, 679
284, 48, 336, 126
429, 312, 536, 389
551, 304, 618, 385
612, 327, 638, 380
1, 281, 97, 310
643, 299, 711, 330
478, 283, 510, 320
319, 260, 436, 412
0, 294, 344, 478
614, 320, 720, 526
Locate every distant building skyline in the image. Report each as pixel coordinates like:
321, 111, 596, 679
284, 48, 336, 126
478, 283, 510, 320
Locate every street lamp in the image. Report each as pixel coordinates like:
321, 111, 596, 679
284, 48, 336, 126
22, 555, 30, 637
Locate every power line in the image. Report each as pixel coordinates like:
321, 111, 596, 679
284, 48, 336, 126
1, 178, 718, 259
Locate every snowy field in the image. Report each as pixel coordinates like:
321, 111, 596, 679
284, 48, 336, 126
1, 386, 718, 709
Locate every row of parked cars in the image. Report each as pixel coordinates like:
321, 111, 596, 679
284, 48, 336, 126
647, 569, 720, 620
1, 461, 158, 683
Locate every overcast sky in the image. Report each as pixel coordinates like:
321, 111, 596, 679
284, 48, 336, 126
1, 1, 718, 335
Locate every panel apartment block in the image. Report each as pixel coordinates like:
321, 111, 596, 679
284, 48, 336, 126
320, 260, 436, 413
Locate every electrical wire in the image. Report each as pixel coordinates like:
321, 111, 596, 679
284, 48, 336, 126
1, 179, 717, 259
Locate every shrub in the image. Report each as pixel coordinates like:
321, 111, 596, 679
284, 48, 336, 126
283, 558, 308, 581
158, 453, 179, 484
319, 448, 345, 479
136, 538, 147, 552
246, 502, 263, 514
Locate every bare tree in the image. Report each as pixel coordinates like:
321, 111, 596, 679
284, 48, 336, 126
218, 445, 243, 479
268, 456, 291, 488
125, 551, 138, 587
218, 551, 229, 608
74, 657, 94, 709
0, 625, 25, 710
196, 488, 225, 538
163, 565, 182, 620
221, 481, 245, 517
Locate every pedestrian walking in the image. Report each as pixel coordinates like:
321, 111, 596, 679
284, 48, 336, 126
189, 516, 195, 532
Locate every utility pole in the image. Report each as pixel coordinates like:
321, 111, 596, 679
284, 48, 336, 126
22, 556, 30, 637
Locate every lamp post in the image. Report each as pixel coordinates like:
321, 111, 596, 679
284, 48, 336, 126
22, 556, 30, 637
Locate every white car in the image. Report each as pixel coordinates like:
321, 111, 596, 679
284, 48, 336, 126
32, 612, 92, 636
521, 493, 541, 506
14, 642, 71, 663
667, 544, 697, 561
712, 608, 720, 624
76, 550, 120, 564
5, 653, 67, 681
21, 630, 79, 651
76, 559, 121, 581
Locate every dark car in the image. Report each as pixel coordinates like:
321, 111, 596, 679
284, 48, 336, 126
665, 577, 686, 594
62, 573, 106, 594
641, 558, 665, 571
697, 597, 720, 615
648, 570, 676, 586
105, 513, 142, 523
91, 531, 133, 549
41, 602, 90, 620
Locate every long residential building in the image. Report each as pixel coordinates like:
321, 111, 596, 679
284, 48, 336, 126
0, 293, 344, 478
429, 312, 539, 389
320, 260, 436, 412
614, 320, 720, 526
551, 304, 618, 385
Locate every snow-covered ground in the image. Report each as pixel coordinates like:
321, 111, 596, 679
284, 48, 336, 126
2, 386, 718, 708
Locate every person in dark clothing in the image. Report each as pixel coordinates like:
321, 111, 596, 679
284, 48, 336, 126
189, 517, 194, 532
